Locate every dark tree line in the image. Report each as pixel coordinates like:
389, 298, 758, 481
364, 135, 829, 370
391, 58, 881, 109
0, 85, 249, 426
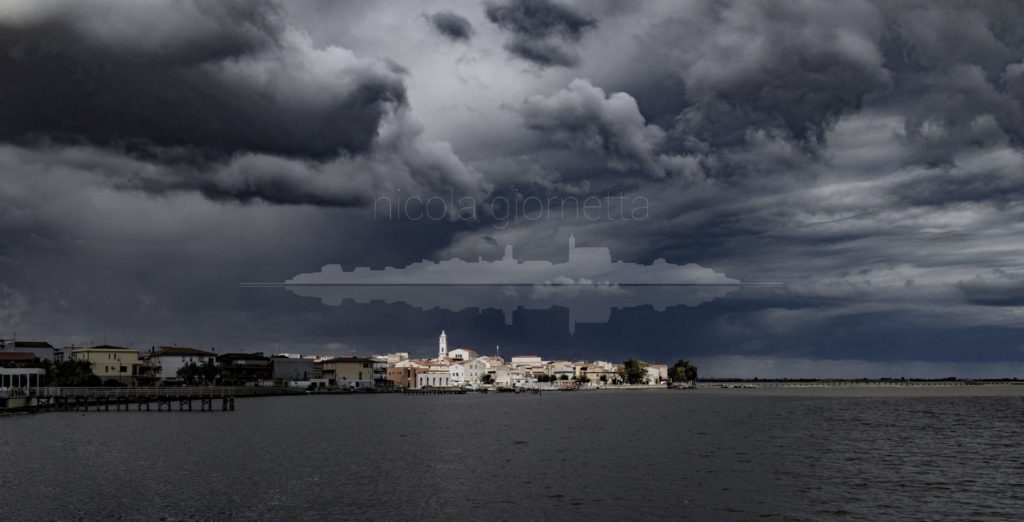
619, 358, 648, 384
41, 360, 102, 386
669, 359, 698, 383
177, 362, 221, 385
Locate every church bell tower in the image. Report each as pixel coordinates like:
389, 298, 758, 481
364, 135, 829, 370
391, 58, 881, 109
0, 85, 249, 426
438, 330, 448, 361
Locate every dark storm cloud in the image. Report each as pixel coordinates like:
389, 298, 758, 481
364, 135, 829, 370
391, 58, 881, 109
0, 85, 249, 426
485, 0, 596, 67
639, 0, 891, 145
880, 2, 1024, 162
426, 10, 474, 42
519, 79, 670, 176
956, 270, 1024, 306
888, 151, 1024, 207
0, 0, 485, 207
0, 0, 403, 160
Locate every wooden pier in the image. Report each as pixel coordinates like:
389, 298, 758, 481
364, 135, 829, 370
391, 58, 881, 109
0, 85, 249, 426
21, 387, 238, 412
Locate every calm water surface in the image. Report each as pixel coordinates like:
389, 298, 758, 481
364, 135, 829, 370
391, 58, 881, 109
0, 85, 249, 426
2, 388, 1023, 521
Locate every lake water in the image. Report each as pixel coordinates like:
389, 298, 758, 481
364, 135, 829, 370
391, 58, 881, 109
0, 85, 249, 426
2, 388, 1023, 521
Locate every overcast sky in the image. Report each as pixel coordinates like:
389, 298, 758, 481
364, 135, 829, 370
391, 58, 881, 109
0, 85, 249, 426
3, 0, 1024, 377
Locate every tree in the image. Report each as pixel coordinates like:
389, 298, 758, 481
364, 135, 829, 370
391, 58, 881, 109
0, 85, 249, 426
44, 360, 101, 386
599, 374, 608, 383
480, 373, 494, 385
574, 374, 590, 384
177, 361, 220, 386
177, 362, 200, 385
199, 361, 220, 385
669, 359, 698, 383
558, 374, 569, 380
619, 358, 647, 385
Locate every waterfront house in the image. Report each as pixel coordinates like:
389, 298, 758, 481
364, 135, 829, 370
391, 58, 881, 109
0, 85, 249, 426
547, 361, 576, 381
415, 365, 451, 388
320, 356, 375, 389
271, 355, 315, 382
386, 366, 420, 389
511, 373, 537, 388
449, 362, 466, 386
576, 362, 619, 385
645, 364, 668, 385
0, 340, 55, 361
490, 364, 513, 387
371, 356, 389, 388
463, 358, 490, 384
1, 367, 46, 411
146, 346, 216, 383
216, 352, 273, 385
70, 345, 141, 385
0, 352, 39, 368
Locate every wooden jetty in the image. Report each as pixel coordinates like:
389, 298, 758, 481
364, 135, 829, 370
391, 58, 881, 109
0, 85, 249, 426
22, 387, 238, 412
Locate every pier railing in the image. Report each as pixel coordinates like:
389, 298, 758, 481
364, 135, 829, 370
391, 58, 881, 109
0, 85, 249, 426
30, 387, 239, 398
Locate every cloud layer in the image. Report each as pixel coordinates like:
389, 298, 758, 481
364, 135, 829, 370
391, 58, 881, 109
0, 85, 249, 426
3, 0, 1024, 373
0, 0, 485, 207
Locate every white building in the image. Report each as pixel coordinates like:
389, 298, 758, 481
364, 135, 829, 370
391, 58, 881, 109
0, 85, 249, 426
448, 347, 478, 361
146, 346, 215, 382
449, 363, 466, 386
510, 355, 543, 368
464, 359, 490, 384
491, 365, 512, 387
548, 361, 575, 380
512, 374, 537, 388
644, 365, 667, 385
476, 355, 504, 366
371, 356, 388, 384
416, 367, 451, 388
382, 352, 409, 365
